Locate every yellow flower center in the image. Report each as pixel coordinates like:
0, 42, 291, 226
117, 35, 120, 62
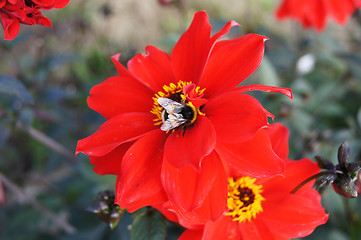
225, 177, 265, 223
150, 80, 205, 131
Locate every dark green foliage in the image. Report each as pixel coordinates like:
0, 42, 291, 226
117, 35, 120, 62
131, 208, 167, 240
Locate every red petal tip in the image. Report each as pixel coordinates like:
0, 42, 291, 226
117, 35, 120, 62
111, 53, 122, 62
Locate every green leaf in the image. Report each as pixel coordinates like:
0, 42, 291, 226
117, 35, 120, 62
131, 208, 166, 240
0, 75, 33, 104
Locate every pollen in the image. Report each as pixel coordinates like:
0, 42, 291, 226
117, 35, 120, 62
225, 177, 265, 223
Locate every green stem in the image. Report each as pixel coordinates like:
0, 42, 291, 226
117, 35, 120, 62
291, 170, 343, 194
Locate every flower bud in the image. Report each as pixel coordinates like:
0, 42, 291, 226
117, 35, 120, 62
87, 190, 124, 229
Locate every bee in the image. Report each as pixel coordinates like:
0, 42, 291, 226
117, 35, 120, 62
157, 97, 197, 132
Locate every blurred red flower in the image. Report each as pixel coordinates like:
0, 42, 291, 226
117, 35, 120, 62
0, 0, 70, 40
276, 0, 361, 31
76, 11, 292, 219
177, 123, 329, 239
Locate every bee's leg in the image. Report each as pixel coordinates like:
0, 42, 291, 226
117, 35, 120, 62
182, 126, 187, 137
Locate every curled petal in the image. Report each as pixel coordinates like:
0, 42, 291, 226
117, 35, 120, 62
183, 83, 208, 108
235, 84, 293, 99
203, 92, 268, 143
87, 76, 154, 119
76, 113, 157, 157
164, 115, 216, 170
208, 20, 240, 53
128, 45, 176, 92
199, 34, 267, 97
115, 130, 167, 212
266, 123, 290, 160
111, 53, 134, 78
162, 151, 227, 215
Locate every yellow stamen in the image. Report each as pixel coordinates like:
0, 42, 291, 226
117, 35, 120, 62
225, 177, 265, 223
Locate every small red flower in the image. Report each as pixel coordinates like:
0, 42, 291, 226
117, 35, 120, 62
178, 123, 329, 240
76, 11, 292, 219
276, 0, 361, 31
0, 0, 70, 40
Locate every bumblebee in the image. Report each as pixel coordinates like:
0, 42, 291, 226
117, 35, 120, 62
157, 97, 197, 132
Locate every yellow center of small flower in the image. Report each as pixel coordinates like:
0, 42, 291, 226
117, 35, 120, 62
150, 80, 205, 130
225, 177, 265, 223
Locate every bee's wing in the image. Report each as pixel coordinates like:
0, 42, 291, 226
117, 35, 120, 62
160, 114, 186, 131
157, 97, 183, 114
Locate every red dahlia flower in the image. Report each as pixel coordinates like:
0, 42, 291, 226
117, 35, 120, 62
76, 11, 292, 220
276, 0, 361, 31
0, 0, 70, 40
178, 123, 329, 240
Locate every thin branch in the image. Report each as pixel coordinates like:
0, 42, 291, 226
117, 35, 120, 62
16, 121, 75, 163
0, 172, 76, 234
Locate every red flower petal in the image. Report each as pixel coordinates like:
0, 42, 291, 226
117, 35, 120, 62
157, 155, 227, 228
87, 76, 154, 120
164, 115, 216, 169
115, 130, 167, 212
208, 20, 240, 52
0, 12, 20, 40
329, 0, 354, 23
162, 151, 226, 214
261, 191, 328, 238
111, 53, 134, 78
89, 141, 134, 175
239, 218, 282, 240
152, 201, 180, 224
35, 15, 52, 27
266, 123, 289, 160
171, 11, 211, 84
154, 200, 205, 229
275, 0, 358, 32
257, 159, 328, 238
128, 46, 176, 92
54, 0, 70, 8
199, 34, 267, 97
160, 164, 227, 228
179, 229, 204, 240
235, 84, 293, 99
76, 112, 157, 157
203, 92, 268, 143
203, 216, 241, 240
217, 128, 285, 178
261, 158, 320, 194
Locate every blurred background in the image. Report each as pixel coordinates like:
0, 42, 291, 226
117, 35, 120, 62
1, 0, 361, 239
